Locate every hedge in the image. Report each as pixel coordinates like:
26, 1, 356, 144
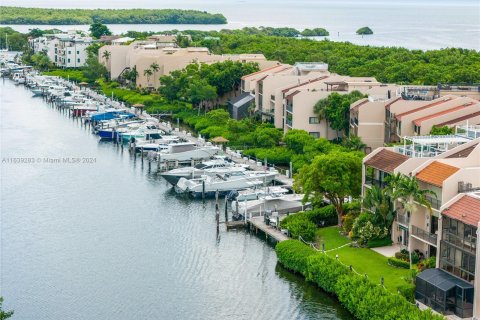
275, 240, 316, 276
397, 283, 416, 303
305, 205, 338, 227
276, 240, 444, 320
388, 257, 411, 269
367, 237, 393, 248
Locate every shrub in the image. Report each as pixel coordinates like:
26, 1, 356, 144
305, 205, 337, 227
387, 257, 410, 269
397, 283, 416, 303
367, 237, 393, 248
306, 253, 349, 293
417, 256, 436, 272
281, 214, 317, 242
275, 240, 316, 276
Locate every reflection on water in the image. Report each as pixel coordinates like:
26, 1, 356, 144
0, 79, 352, 320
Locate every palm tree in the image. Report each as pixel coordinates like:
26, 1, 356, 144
150, 62, 159, 87
102, 50, 111, 63
143, 68, 153, 87
362, 185, 396, 228
343, 135, 366, 152
313, 98, 329, 139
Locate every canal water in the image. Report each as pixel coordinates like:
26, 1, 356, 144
0, 79, 353, 320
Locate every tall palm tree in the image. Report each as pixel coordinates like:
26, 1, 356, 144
143, 68, 153, 87
343, 135, 366, 152
150, 62, 159, 87
102, 50, 111, 63
395, 175, 436, 214
363, 185, 395, 228
313, 98, 329, 139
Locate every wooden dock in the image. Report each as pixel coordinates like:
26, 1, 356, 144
247, 216, 289, 242
225, 221, 246, 230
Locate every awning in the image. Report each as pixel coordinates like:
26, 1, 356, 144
417, 268, 474, 291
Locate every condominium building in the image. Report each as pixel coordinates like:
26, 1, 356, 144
351, 89, 480, 150
98, 41, 278, 89
362, 126, 480, 319
29, 32, 92, 68
240, 62, 386, 136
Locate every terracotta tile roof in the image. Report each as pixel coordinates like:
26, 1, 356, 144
442, 195, 480, 226
446, 144, 478, 159
395, 97, 454, 120
412, 102, 476, 126
364, 149, 409, 173
281, 76, 329, 93
416, 161, 459, 187
436, 111, 480, 126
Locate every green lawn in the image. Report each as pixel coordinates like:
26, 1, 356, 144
316, 226, 410, 293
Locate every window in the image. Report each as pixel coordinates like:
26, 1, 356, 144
67, 58, 70, 63
77, 58, 80, 63
309, 117, 319, 124
68, 50, 71, 54
77, 50, 80, 54
309, 132, 320, 138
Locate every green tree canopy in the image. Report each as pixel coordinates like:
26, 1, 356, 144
89, 22, 112, 39
294, 152, 363, 226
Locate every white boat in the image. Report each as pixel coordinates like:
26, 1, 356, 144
234, 186, 289, 201
120, 125, 164, 142
175, 169, 277, 197
157, 142, 220, 162
235, 192, 309, 217
160, 157, 248, 185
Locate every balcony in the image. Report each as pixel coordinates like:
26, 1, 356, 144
396, 213, 409, 226
424, 195, 441, 210
412, 225, 437, 246
364, 176, 387, 189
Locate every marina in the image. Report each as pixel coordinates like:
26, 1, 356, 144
1, 72, 352, 320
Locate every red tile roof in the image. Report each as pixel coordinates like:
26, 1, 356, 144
416, 161, 459, 187
412, 102, 475, 126
395, 97, 454, 120
442, 195, 480, 226
364, 149, 409, 173
446, 144, 478, 159
436, 111, 480, 126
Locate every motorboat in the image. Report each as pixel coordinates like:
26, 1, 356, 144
234, 192, 309, 218
175, 169, 277, 198
157, 142, 220, 162
120, 125, 164, 142
160, 157, 248, 185
232, 186, 289, 201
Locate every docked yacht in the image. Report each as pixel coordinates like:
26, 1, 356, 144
235, 192, 309, 217
160, 157, 249, 185
175, 169, 278, 197
157, 142, 220, 162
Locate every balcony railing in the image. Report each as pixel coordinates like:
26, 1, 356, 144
364, 176, 387, 189
412, 225, 437, 246
424, 195, 441, 210
396, 213, 409, 226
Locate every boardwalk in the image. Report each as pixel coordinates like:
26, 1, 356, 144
248, 216, 289, 242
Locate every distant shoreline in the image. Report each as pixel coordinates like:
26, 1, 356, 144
0, 7, 228, 25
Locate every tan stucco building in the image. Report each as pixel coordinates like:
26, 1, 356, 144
99, 41, 279, 89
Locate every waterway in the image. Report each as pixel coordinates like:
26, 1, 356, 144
2, 0, 480, 50
0, 79, 354, 319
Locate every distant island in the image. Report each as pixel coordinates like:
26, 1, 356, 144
0, 7, 227, 25
301, 28, 329, 37
356, 27, 373, 35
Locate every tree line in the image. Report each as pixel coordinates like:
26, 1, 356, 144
0, 7, 227, 25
